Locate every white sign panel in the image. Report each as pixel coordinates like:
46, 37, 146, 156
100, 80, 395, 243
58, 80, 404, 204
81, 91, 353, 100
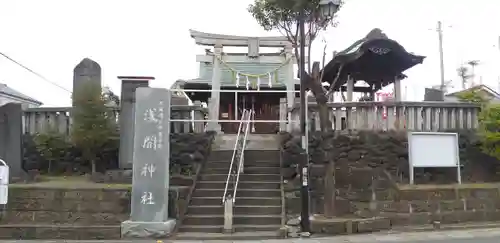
408, 132, 459, 167
0, 166, 9, 185
0, 185, 7, 204
408, 132, 461, 184
0, 159, 8, 204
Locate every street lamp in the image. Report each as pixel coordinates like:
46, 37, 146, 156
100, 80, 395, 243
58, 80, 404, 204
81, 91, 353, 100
298, 0, 341, 235
319, 0, 341, 18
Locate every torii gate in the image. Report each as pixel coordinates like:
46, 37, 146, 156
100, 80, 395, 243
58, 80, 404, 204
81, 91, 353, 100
189, 29, 309, 131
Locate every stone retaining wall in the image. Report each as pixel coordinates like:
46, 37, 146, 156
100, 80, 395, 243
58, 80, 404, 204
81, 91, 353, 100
281, 130, 500, 232
355, 187, 500, 226
0, 186, 189, 239
1, 131, 215, 240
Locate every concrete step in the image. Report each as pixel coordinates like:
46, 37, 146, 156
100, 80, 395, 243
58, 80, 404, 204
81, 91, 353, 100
208, 151, 234, 162
190, 197, 281, 206
245, 150, 280, 162
208, 150, 280, 162
177, 225, 281, 234
187, 205, 281, 215
204, 166, 280, 174
213, 135, 280, 151
197, 181, 280, 190
200, 174, 280, 182
205, 161, 280, 169
183, 215, 281, 226
192, 189, 281, 198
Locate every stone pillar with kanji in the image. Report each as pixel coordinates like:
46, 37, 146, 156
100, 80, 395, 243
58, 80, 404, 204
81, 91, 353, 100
121, 87, 176, 238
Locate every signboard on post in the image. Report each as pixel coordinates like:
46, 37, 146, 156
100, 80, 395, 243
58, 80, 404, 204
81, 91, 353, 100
408, 132, 461, 184
0, 159, 9, 204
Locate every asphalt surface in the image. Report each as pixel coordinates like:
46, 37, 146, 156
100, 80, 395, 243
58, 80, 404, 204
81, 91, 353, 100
1, 228, 500, 242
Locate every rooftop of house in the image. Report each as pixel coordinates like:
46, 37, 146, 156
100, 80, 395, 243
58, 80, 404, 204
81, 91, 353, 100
446, 84, 500, 100
0, 83, 43, 105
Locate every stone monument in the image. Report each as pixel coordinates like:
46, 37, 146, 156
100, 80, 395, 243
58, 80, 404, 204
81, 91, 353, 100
73, 58, 102, 106
118, 76, 153, 169
0, 103, 24, 179
121, 87, 176, 238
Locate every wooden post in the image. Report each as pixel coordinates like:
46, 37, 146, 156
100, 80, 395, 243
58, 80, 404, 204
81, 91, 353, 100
393, 76, 402, 129
394, 76, 402, 102
279, 98, 287, 132
346, 76, 354, 102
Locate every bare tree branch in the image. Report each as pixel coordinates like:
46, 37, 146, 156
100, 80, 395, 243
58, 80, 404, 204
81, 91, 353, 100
320, 42, 327, 82
327, 64, 344, 96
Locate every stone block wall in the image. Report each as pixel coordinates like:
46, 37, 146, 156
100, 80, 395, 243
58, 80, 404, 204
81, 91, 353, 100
281, 130, 500, 186
0, 131, 215, 239
281, 130, 500, 230
2, 188, 130, 225
0, 186, 189, 239
357, 187, 500, 226
281, 131, 401, 219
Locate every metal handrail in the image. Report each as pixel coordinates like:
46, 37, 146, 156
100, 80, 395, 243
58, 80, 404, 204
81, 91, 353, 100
232, 109, 253, 202
222, 109, 248, 203
221, 111, 252, 233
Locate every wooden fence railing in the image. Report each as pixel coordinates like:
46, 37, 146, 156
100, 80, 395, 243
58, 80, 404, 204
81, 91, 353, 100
23, 102, 208, 136
282, 101, 481, 132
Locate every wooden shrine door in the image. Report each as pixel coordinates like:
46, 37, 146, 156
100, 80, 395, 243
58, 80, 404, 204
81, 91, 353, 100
253, 102, 279, 134
221, 93, 280, 134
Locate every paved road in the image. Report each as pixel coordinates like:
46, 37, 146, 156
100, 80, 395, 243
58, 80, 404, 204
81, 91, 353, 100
2, 228, 500, 242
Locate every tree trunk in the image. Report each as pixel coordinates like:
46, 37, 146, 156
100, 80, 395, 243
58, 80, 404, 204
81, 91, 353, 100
308, 62, 331, 130
307, 62, 336, 217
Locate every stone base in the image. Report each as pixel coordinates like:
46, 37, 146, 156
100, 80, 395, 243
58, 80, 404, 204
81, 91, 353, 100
121, 219, 176, 239
206, 122, 222, 133
309, 216, 391, 235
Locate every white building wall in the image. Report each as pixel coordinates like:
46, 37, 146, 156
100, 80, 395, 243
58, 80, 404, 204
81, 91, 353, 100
0, 95, 41, 109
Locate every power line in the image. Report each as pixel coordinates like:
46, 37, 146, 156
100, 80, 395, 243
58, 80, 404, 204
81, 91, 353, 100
0, 52, 72, 93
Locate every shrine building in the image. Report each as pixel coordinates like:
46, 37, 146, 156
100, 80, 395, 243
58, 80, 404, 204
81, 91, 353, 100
177, 28, 425, 134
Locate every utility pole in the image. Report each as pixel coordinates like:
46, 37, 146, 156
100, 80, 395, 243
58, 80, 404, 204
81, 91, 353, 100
298, 9, 311, 234
437, 21, 446, 93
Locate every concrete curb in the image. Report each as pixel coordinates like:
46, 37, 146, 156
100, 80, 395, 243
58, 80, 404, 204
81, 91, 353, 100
307, 222, 500, 240
388, 222, 500, 234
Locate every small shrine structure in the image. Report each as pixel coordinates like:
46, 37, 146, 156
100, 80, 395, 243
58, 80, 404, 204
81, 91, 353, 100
321, 28, 425, 102
179, 30, 307, 134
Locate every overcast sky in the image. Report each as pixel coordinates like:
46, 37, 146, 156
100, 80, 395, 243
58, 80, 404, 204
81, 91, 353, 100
0, 0, 499, 106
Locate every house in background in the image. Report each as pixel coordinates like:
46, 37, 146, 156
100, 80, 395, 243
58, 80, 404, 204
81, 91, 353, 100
444, 84, 500, 104
0, 83, 42, 109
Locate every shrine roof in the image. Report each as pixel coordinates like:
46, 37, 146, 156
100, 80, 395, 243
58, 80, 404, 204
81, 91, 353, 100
321, 28, 425, 90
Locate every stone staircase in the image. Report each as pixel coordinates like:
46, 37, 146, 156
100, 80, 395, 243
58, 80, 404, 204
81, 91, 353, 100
177, 147, 283, 239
